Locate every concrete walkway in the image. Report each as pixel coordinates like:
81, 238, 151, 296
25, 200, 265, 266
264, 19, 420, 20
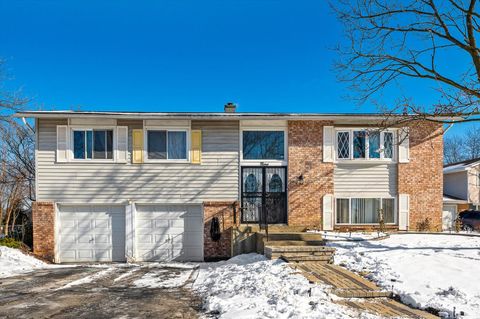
292, 263, 438, 319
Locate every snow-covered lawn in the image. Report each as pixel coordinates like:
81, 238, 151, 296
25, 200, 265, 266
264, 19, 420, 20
193, 253, 380, 319
308, 231, 388, 241
329, 234, 480, 318
0, 246, 52, 277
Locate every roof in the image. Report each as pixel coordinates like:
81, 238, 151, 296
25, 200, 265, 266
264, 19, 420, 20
443, 157, 480, 174
14, 110, 459, 122
443, 193, 468, 204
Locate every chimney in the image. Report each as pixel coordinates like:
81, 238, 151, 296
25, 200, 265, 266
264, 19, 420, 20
224, 102, 237, 113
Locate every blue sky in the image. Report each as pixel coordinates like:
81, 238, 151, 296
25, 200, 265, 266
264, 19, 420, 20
0, 0, 475, 136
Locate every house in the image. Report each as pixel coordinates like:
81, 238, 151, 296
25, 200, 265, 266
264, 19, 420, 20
443, 158, 480, 230
16, 105, 444, 263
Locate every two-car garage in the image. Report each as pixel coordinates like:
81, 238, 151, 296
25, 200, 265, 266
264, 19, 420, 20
57, 204, 203, 263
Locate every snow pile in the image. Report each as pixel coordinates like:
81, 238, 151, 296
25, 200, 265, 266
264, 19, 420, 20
194, 253, 380, 319
134, 268, 193, 289
329, 234, 480, 318
0, 246, 49, 278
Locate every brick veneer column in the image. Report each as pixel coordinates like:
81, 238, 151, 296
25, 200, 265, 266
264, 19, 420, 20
32, 201, 55, 261
287, 121, 334, 228
398, 121, 443, 231
203, 201, 238, 260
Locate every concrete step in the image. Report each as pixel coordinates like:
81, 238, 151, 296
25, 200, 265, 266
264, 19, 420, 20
260, 232, 324, 241
264, 245, 336, 260
264, 240, 325, 246
265, 245, 335, 253
281, 255, 333, 263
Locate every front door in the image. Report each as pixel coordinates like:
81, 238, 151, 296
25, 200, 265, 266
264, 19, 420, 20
241, 166, 287, 224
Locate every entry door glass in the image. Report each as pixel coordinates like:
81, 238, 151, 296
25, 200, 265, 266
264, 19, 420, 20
241, 167, 287, 224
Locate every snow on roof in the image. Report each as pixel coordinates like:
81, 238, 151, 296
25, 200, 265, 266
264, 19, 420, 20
443, 193, 468, 204
444, 158, 480, 174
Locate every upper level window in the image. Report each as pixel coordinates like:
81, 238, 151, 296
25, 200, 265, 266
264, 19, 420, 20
147, 130, 187, 160
242, 131, 285, 160
336, 129, 394, 161
73, 129, 113, 160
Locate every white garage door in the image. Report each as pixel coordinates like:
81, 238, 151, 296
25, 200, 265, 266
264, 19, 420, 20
58, 205, 126, 262
135, 204, 203, 262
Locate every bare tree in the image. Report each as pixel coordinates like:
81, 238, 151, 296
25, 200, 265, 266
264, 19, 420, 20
444, 134, 466, 163
0, 60, 32, 237
464, 126, 480, 158
333, 0, 480, 124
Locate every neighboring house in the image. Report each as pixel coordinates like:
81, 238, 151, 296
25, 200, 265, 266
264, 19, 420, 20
443, 158, 480, 230
16, 105, 444, 263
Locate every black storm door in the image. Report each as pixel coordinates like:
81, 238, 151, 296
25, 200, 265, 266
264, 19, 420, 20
241, 166, 287, 224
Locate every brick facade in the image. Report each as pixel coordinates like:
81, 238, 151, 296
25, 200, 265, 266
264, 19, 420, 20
32, 201, 55, 261
203, 201, 238, 260
398, 121, 444, 231
287, 121, 334, 228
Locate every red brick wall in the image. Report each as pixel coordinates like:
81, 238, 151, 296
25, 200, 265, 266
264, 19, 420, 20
32, 201, 55, 261
287, 121, 334, 228
398, 121, 443, 231
203, 201, 238, 260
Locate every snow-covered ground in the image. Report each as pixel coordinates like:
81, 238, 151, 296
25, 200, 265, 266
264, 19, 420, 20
193, 253, 380, 319
329, 234, 480, 318
0, 246, 52, 277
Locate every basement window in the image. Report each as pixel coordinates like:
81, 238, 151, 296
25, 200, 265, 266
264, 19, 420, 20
336, 197, 395, 224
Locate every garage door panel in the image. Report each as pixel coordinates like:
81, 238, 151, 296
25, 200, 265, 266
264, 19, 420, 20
58, 205, 125, 263
135, 204, 203, 262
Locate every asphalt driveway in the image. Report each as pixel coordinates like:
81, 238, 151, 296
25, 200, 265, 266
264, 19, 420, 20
0, 264, 202, 319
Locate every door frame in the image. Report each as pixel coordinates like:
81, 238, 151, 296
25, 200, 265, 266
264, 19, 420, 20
240, 166, 288, 224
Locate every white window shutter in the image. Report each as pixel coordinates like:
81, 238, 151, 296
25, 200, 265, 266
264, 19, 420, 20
323, 126, 334, 162
116, 126, 128, 163
323, 194, 334, 230
399, 194, 410, 230
398, 127, 410, 163
56, 125, 68, 162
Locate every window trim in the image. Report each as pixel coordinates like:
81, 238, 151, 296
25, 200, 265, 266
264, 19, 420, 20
69, 126, 116, 162
335, 128, 397, 163
144, 126, 190, 163
240, 126, 288, 165
335, 196, 397, 225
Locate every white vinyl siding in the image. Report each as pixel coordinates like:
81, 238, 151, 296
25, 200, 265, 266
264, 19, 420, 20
334, 163, 397, 197
38, 119, 239, 203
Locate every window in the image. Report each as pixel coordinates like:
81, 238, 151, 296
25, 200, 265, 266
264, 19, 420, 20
336, 129, 394, 161
147, 130, 187, 160
353, 131, 366, 159
73, 129, 113, 160
337, 131, 350, 159
336, 197, 395, 224
242, 131, 285, 160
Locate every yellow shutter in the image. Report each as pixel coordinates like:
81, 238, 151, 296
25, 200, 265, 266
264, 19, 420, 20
132, 129, 144, 164
191, 130, 202, 164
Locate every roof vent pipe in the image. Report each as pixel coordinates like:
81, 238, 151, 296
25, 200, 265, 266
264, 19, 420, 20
224, 102, 237, 113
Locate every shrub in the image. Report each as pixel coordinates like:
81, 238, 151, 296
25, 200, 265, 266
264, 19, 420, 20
416, 218, 432, 232
0, 237, 22, 249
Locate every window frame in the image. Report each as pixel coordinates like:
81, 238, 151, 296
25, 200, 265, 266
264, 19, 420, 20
240, 126, 288, 166
144, 126, 190, 163
335, 128, 396, 163
335, 196, 397, 225
69, 126, 116, 162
